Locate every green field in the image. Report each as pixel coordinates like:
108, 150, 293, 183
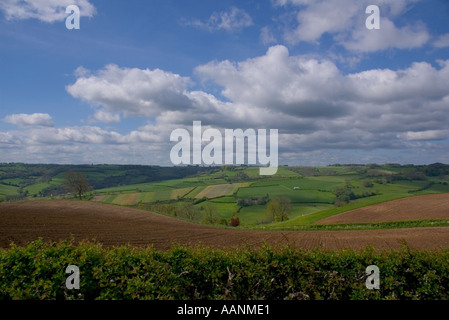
2, 163, 449, 230
195, 182, 251, 199
126, 165, 449, 228
0, 184, 18, 195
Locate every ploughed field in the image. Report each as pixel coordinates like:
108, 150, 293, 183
1, 197, 449, 250
316, 193, 449, 224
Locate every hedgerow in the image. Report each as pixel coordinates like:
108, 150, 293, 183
0, 239, 448, 300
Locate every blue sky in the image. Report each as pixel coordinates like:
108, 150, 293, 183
1, 0, 449, 166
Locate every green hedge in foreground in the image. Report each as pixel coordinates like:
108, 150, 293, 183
0, 240, 448, 300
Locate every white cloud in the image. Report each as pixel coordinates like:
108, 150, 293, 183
275, 0, 430, 52
195, 45, 350, 117
260, 26, 277, 45
285, 0, 359, 43
66, 64, 193, 119
4, 46, 449, 165
0, 123, 172, 164
0, 0, 96, 22
93, 109, 121, 123
433, 33, 449, 48
185, 7, 253, 32
399, 130, 449, 141
343, 18, 430, 52
66, 46, 449, 153
195, 45, 449, 147
25, 126, 125, 145
4, 113, 54, 127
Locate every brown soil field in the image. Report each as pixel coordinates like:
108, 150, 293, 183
316, 193, 449, 225
1, 200, 449, 251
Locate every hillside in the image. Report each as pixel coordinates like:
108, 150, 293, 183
2, 200, 449, 250
1, 163, 449, 229
0, 163, 216, 198
315, 193, 449, 224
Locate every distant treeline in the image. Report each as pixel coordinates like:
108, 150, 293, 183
287, 163, 449, 178
1, 163, 448, 196
0, 163, 217, 195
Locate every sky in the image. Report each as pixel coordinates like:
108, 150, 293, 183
1, 0, 449, 167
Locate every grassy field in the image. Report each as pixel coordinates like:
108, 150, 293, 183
0, 184, 18, 195
2, 163, 449, 230
84, 164, 449, 228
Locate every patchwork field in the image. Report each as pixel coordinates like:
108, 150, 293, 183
4, 164, 449, 231
1, 200, 449, 251
194, 182, 250, 199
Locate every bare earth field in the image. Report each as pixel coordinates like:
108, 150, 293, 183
1, 199, 449, 251
316, 193, 449, 224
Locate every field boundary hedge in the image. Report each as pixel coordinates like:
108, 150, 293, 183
1, 239, 448, 300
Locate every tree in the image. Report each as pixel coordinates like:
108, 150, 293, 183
230, 213, 240, 227
64, 171, 91, 200
362, 179, 373, 188
332, 185, 356, 204
266, 196, 291, 222
182, 202, 199, 221
201, 203, 220, 224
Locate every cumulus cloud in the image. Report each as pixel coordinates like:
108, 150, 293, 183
0, 0, 96, 22
66, 64, 193, 118
195, 45, 449, 148
4, 46, 449, 165
274, 0, 430, 52
92, 109, 121, 123
184, 7, 253, 32
64, 46, 449, 155
4, 113, 54, 127
433, 33, 449, 48
0, 123, 171, 164
26, 126, 125, 145
196, 45, 351, 118
343, 18, 430, 52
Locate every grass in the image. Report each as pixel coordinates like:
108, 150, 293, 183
201, 198, 239, 218
195, 182, 251, 199
270, 194, 413, 227
88, 170, 449, 230
238, 203, 335, 226
261, 219, 449, 231
137, 192, 154, 203
183, 186, 206, 199
236, 183, 335, 204
12, 163, 447, 231
111, 193, 140, 206
170, 187, 195, 199
237, 205, 267, 225
152, 190, 172, 202
260, 181, 449, 229
0, 184, 19, 196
